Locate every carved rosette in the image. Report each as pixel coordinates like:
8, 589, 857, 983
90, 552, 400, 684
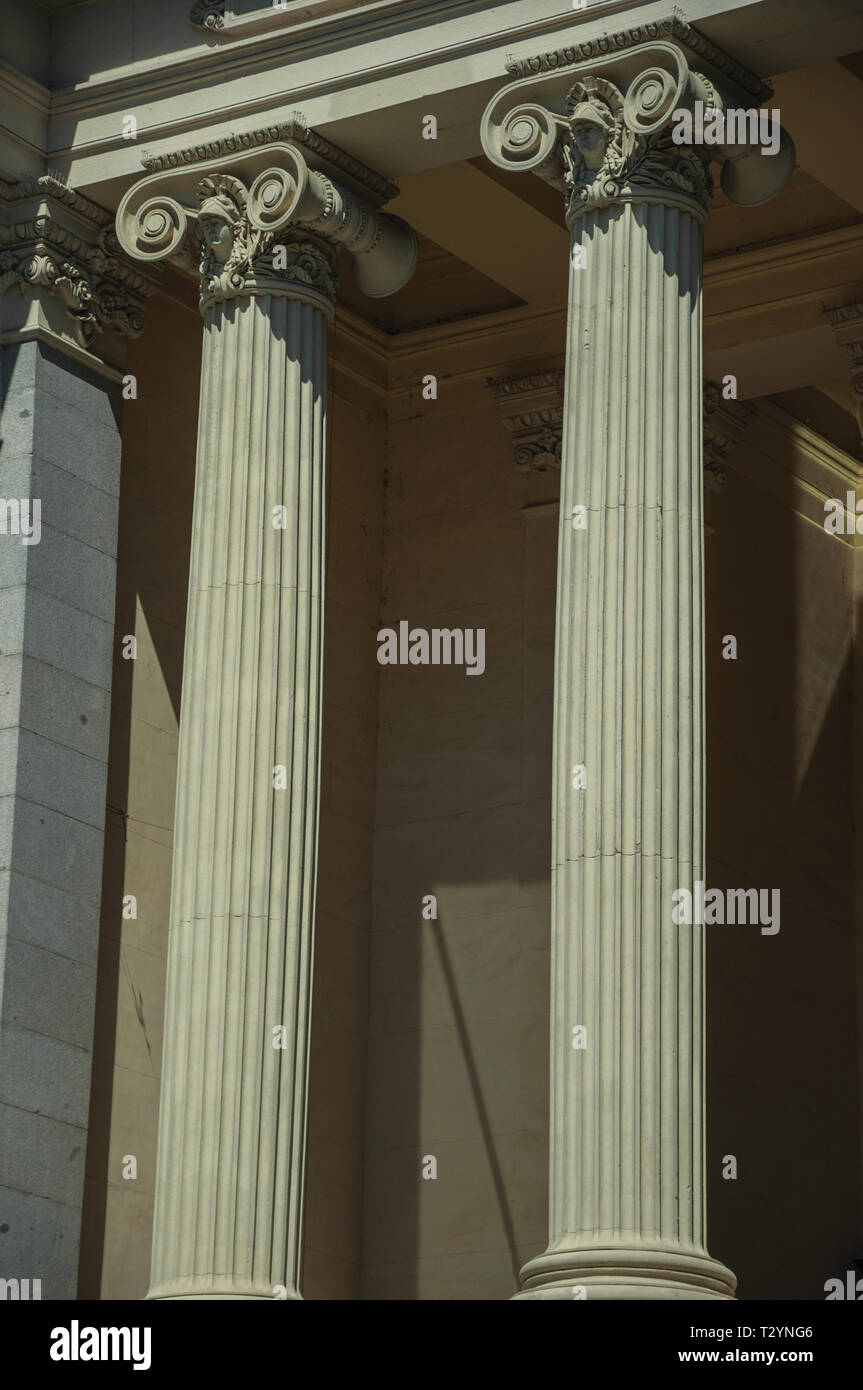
0, 177, 154, 349
481, 29, 791, 225
116, 139, 416, 318
190, 0, 225, 29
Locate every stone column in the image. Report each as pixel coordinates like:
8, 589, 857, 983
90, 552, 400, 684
116, 134, 415, 1300
481, 21, 792, 1300
0, 176, 152, 1298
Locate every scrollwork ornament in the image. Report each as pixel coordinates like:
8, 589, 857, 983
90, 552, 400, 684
190, 0, 225, 29
195, 170, 337, 313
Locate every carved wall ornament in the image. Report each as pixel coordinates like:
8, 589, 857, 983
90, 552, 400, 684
117, 139, 416, 316
0, 177, 154, 349
190, 0, 225, 28
825, 302, 863, 442
703, 380, 756, 489
490, 371, 753, 486
487, 371, 566, 472
482, 29, 791, 224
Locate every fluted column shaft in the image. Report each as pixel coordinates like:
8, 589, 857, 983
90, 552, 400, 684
479, 28, 793, 1304
148, 291, 327, 1300
518, 198, 734, 1298
113, 138, 416, 1304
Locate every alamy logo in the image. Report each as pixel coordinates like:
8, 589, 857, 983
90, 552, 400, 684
0, 1277, 41, 1299
824, 1270, 863, 1299
671, 102, 782, 156
823, 493, 863, 534
377, 620, 485, 675
0, 498, 41, 545
671, 882, 780, 935
50, 1321, 152, 1371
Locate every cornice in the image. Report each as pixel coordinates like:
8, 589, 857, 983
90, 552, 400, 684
0, 62, 50, 118
141, 111, 398, 206
505, 14, 772, 104
45, 0, 656, 126
704, 223, 863, 291
0, 173, 113, 229
759, 402, 863, 489
729, 398, 863, 541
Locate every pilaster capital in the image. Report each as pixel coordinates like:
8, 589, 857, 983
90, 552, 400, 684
489, 369, 751, 489
487, 371, 565, 472
703, 381, 756, 490
481, 18, 793, 225
825, 301, 863, 441
0, 175, 155, 371
116, 121, 417, 318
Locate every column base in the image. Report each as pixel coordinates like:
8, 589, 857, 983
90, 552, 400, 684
147, 1278, 302, 1301
514, 1244, 736, 1301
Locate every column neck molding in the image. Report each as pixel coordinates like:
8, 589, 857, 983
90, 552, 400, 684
480, 25, 793, 224
117, 127, 416, 318
0, 175, 156, 370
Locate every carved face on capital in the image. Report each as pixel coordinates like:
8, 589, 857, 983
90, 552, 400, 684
198, 196, 235, 263
569, 100, 615, 172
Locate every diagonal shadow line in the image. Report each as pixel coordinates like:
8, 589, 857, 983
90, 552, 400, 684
429, 914, 521, 1290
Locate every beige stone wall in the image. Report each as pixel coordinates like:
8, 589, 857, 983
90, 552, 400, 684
705, 407, 861, 1299
362, 368, 558, 1299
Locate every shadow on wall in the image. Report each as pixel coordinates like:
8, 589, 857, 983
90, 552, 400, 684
705, 409, 861, 1300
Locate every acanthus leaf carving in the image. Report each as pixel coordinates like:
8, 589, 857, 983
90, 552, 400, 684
0, 180, 155, 349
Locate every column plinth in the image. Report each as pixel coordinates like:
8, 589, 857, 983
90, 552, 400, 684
117, 134, 415, 1300
482, 26, 793, 1302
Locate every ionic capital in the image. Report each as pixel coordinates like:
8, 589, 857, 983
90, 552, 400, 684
481, 19, 793, 225
116, 130, 417, 318
0, 175, 155, 368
